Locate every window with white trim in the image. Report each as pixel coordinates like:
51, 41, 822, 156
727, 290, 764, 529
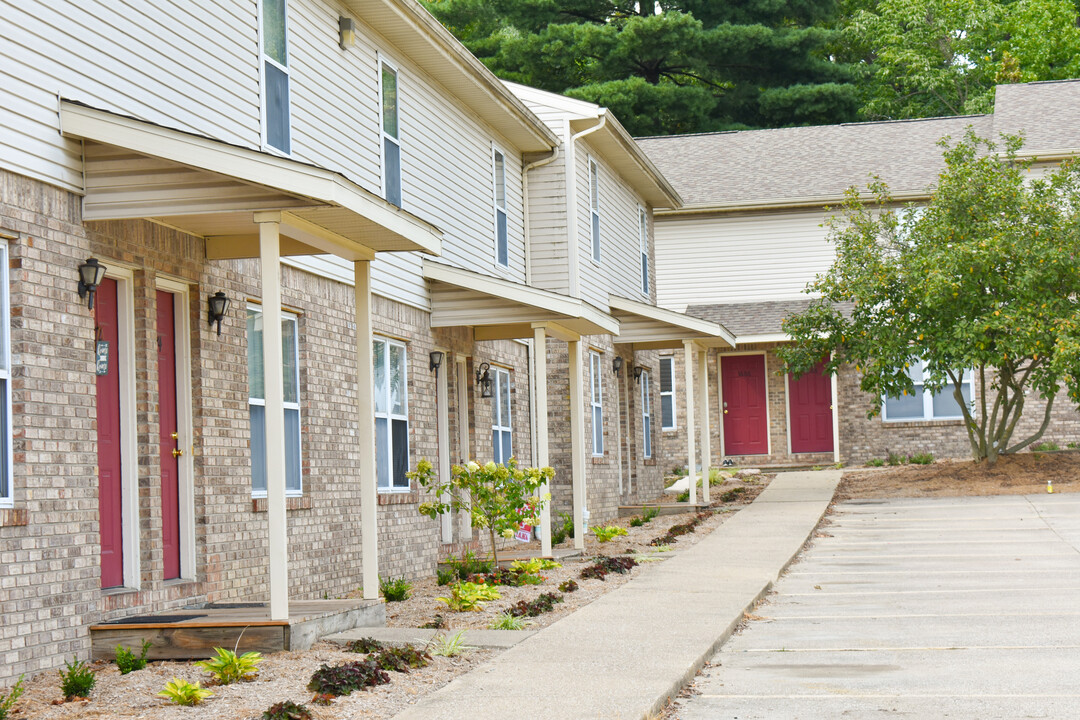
589, 158, 601, 263
259, 0, 291, 154
0, 243, 11, 507
374, 337, 410, 491
380, 59, 402, 207
639, 206, 649, 296
491, 368, 512, 464
247, 305, 302, 496
589, 351, 604, 455
882, 360, 973, 421
640, 369, 652, 459
659, 356, 676, 430
493, 148, 509, 267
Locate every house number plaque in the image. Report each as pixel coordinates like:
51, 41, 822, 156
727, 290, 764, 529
95, 340, 110, 376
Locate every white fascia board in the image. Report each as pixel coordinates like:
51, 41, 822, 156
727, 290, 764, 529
609, 294, 735, 347
736, 333, 791, 345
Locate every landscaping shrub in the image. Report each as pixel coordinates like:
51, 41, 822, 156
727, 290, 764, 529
345, 637, 384, 654
59, 658, 96, 700
379, 575, 412, 602
909, 452, 934, 464
507, 592, 564, 617
307, 660, 390, 697
445, 550, 493, 581
436, 568, 455, 586
642, 507, 659, 523
157, 678, 212, 706
592, 525, 628, 543
437, 581, 500, 612
114, 640, 151, 674
488, 612, 529, 630
1033, 441, 1060, 452
558, 579, 579, 593
676, 490, 690, 502
628, 516, 644, 527
420, 615, 446, 630
195, 647, 262, 684
373, 645, 431, 673
551, 512, 575, 545
720, 487, 746, 503
262, 700, 312, 720
431, 631, 473, 657
579, 556, 637, 581
886, 452, 907, 466
0, 676, 24, 720
866, 458, 886, 467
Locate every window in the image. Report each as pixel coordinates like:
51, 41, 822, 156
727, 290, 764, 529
882, 360, 973, 421
640, 369, 652, 459
0, 243, 10, 507
659, 356, 676, 430
374, 337, 409, 491
247, 305, 302, 496
639, 207, 649, 296
259, 0, 291, 154
493, 148, 508, 267
380, 59, 402, 207
589, 351, 604, 455
589, 158, 601, 263
491, 368, 512, 464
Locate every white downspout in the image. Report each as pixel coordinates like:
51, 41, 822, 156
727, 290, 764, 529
566, 112, 607, 298
522, 147, 560, 286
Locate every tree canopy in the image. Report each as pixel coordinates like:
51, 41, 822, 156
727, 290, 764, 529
779, 131, 1080, 464
420, 0, 860, 136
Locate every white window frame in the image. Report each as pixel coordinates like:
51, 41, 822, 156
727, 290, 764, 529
589, 157, 601, 264
492, 146, 509, 268
640, 369, 652, 459
379, 55, 402, 207
257, 0, 291, 155
374, 336, 410, 492
590, 350, 604, 456
659, 356, 677, 431
639, 206, 649, 297
0, 243, 12, 507
247, 303, 303, 498
881, 360, 974, 422
491, 367, 512, 464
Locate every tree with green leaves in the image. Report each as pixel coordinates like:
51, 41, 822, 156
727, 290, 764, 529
780, 131, 1080, 464
421, 0, 859, 135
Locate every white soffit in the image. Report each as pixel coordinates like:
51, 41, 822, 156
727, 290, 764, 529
608, 294, 735, 348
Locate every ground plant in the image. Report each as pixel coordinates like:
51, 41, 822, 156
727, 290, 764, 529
262, 700, 312, 720
507, 592, 564, 618
379, 575, 412, 602
488, 611, 529, 630
345, 637, 384, 654
866, 458, 886, 467
593, 525, 628, 543
157, 678, 212, 706
909, 452, 935, 464
0, 676, 24, 720
551, 512, 575, 545
642, 506, 659, 523
195, 647, 263, 684
373, 645, 431, 672
720, 487, 747, 503
431, 630, 474, 657
1033, 441, 1061, 452
629, 516, 644, 527
420, 614, 446, 630
580, 556, 638, 581
558, 579, 579, 593
436, 568, 455, 586
445, 549, 492, 581
307, 660, 390, 697
437, 581, 501, 612
311, 694, 335, 706
59, 658, 96, 700
114, 639, 152, 674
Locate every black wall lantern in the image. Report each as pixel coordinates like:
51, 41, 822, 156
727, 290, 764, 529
633, 365, 645, 383
475, 362, 493, 398
429, 350, 444, 375
77, 258, 107, 310
612, 356, 624, 376
207, 291, 231, 336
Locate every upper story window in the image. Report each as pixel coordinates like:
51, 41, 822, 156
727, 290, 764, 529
589, 350, 604, 456
883, 360, 973, 422
640, 369, 652, 459
639, 206, 649, 296
589, 158, 601, 263
374, 337, 409, 491
491, 367, 512, 464
0, 243, 11, 507
493, 148, 508, 267
380, 59, 402, 207
659, 356, 676, 431
247, 305, 302, 496
260, 0, 291, 154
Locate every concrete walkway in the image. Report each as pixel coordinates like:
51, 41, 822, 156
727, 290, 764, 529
392, 470, 841, 720
681, 492, 1080, 719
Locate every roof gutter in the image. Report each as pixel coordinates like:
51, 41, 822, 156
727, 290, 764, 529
522, 146, 560, 285
566, 113, 607, 297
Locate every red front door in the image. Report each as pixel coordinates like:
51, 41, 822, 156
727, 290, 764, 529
157, 291, 181, 580
96, 277, 124, 588
721, 355, 769, 456
789, 361, 834, 454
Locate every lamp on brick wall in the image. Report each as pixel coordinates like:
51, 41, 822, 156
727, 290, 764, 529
207, 291, 230, 336
612, 356, 624, 376
475, 362, 493, 398
429, 350, 444, 375
633, 366, 645, 383
77, 258, 107, 310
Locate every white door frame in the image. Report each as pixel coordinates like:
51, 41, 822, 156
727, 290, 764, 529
717, 350, 771, 458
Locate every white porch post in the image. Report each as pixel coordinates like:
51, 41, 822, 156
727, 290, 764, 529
354, 260, 379, 600
831, 358, 841, 464
436, 353, 452, 544
255, 212, 289, 621
568, 339, 587, 550
683, 340, 698, 505
533, 325, 552, 557
698, 348, 711, 504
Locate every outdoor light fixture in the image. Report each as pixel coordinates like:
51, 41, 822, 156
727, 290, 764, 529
339, 16, 356, 49
429, 350, 444, 374
612, 356, 624, 376
207, 291, 230, 336
633, 366, 645, 383
475, 362, 493, 398
77, 258, 107, 310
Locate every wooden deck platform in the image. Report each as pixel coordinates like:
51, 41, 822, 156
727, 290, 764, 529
90, 599, 384, 661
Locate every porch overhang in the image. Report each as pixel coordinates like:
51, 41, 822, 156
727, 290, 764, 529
424, 260, 620, 339
59, 101, 442, 261
608, 295, 735, 349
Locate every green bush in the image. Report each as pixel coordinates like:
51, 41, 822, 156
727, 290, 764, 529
551, 512, 575, 545
379, 575, 412, 602
262, 700, 312, 720
436, 568, 454, 586
558, 579, 579, 593
886, 452, 907, 466
642, 507, 659, 523
0, 676, 24, 720
628, 516, 644, 527
373, 645, 431, 673
59, 658, 95, 700
592, 525, 628, 543
114, 640, 151, 674
345, 637, 384, 654
446, 549, 493, 581
866, 458, 886, 467
195, 647, 263, 684
157, 678, 212, 706
307, 660, 390, 697
507, 592, 564, 617
488, 612, 529, 630
431, 630, 473, 657
676, 490, 690, 502
437, 581, 500, 612
1033, 441, 1060, 452
909, 452, 934, 465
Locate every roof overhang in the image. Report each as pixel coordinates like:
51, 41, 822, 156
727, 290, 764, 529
608, 295, 735, 349
655, 189, 932, 216
60, 101, 442, 260
424, 261, 620, 339
735, 332, 791, 346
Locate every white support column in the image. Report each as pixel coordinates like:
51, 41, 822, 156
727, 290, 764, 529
354, 260, 379, 600
568, 339, 587, 550
614, 357, 624, 496
533, 326, 552, 558
831, 356, 841, 464
256, 213, 289, 621
683, 340, 698, 505
436, 354, 452, 544
698, 348, 711, 504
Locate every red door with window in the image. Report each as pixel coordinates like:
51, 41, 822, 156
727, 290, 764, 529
789, 361, 834, 454
157, 291, 181, 580
96, 278, 124, 588
721, 355, 769, 455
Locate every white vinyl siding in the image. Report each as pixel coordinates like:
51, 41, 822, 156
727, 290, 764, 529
374, 337, 410, 491
493, 147, 509, 268
639, 206, 649, 297
259, 0, 291, 154
589, 157, 601, 263
491, 368, 512, 464
379, 57, 402, 207
659, 356, 676, 431
247, 305, 302, 497
640, 369, 652, 459
590, 351, 604, 456
883, 362, 973, 422
0, 244, 11, 506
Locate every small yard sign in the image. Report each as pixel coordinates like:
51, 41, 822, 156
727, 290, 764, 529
515, 523, 532, 543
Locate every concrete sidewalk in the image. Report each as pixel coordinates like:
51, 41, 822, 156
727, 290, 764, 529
392, 470, 842, 720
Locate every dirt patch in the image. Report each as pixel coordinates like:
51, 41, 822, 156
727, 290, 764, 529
838, 451, 1080, 501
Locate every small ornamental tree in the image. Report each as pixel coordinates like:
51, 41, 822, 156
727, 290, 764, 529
411, 458, 553, 565
780, 130, 1080, 465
